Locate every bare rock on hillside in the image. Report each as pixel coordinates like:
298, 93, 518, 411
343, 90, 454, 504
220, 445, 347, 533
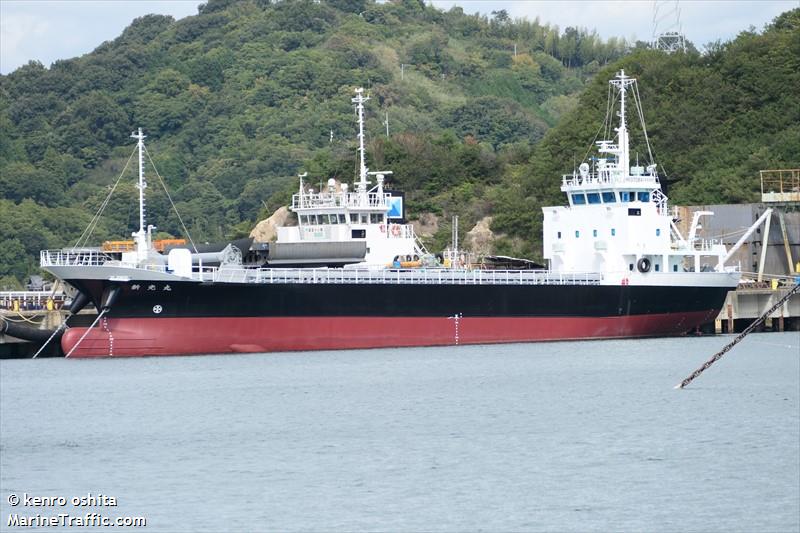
411, 212, 439, 239
250, 206, 290, 243
464, 216, 495, 256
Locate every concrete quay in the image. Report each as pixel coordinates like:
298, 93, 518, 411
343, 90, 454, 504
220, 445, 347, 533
714, 284, 800, 333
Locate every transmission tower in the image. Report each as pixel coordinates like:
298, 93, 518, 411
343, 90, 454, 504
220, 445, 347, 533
652, 0, 687, 53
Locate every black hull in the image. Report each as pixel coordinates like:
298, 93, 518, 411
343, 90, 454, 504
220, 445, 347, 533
55, 277, 734, 357
66, 279, 729, 319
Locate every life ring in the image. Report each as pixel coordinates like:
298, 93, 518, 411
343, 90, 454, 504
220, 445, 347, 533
391, 224, 401, 236
637, 257, 651, 273
379, 224, 386, 233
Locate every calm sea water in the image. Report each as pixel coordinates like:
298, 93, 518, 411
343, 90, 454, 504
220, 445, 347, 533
1, 333, 798, 532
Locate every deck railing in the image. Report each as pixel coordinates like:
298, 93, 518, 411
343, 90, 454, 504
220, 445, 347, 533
292, 191, 390, 210
41, 249, 602, 287
41, 249, 114, 267
0, 290, 66, 310
561, 173, 659, 188
203, 268, 603, 286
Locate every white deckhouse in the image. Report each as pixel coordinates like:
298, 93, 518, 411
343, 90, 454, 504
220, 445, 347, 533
543, 70, 737, 287
276, 88, 423, 267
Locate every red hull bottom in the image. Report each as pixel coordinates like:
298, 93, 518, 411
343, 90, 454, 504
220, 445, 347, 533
61, 311, 719, 358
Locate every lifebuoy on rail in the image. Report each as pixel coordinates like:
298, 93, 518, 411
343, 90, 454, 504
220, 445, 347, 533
391, 224, 401, 237
637, 257, 651, 273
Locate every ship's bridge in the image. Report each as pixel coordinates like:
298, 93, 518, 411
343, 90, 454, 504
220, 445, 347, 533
542, 69, 734, 281
561, 161, 665, 212
277, 88, 422, 265
292, 187, 391, 227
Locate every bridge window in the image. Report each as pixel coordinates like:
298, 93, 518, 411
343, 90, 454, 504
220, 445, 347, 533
656, 228, 661, 236
350, 214, 358, 223
572, 194, 586, 205
339, 214, 346, 224
611, 228, 616, 236
329, 214, 338, 224
602, 192, 616, 203
593, 229, 598, 237
300, 215, 308, 225
360, 214, 368, 223
620, 191, 631, 202
370, 213, 382, 224
587, 193, 601, 204
638, 191, 650, 202
557, 231, 562, 239
575, 230, 580, 238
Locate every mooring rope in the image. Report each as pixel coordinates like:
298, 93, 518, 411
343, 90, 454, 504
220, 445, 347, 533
8, 310, 45, 324
32, 321, 68, 359
64, 309, 107, 358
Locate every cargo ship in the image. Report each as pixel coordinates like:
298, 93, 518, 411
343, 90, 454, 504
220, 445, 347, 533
39, 72, 740, 357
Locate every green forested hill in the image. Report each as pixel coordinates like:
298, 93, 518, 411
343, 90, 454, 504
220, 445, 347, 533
0, 0, 797, 286
0, 0, 626, 285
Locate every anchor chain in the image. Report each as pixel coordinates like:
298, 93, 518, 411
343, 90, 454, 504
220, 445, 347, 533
676, 282, 800, 389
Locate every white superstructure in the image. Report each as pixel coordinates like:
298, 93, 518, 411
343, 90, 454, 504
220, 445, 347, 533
277, 87, 422, 266
543, 70, 737, 287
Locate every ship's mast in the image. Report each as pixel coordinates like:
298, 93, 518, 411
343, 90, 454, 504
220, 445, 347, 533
352, 88, 369, 204
610, 70, 635, 177
130, 128, 148, 260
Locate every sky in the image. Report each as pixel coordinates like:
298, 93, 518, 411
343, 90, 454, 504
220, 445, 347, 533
1, 0, 797, 74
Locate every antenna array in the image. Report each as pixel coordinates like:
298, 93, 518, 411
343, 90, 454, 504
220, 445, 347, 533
652, 0, 687, 53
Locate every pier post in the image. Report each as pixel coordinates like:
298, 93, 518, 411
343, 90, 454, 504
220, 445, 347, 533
757, 211, 772, 282
727, 303, 734, 334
